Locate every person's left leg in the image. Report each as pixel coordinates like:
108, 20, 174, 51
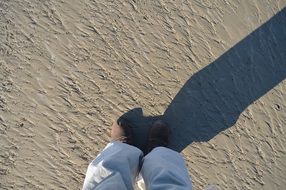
82, 118, 143, 190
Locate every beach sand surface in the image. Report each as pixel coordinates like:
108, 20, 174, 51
0, 0, 286, 189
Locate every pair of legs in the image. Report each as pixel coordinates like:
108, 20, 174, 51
82, 119, 192, 190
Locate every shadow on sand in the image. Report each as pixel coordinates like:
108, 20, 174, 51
120, 8, 286, 154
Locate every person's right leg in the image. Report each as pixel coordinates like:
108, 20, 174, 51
140, 121, 192, 190
141, 147, 192, 190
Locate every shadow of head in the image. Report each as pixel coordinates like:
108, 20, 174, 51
120, 8, 286, 153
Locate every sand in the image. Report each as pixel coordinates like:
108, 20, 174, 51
0, 0, 286, 189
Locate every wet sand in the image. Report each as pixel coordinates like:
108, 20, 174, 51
1, 0, 286, 189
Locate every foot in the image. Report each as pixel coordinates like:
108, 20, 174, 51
111, 117, 133, 145
147, 120, 170, 153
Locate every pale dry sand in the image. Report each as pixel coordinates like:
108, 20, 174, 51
0, 0, 286, 189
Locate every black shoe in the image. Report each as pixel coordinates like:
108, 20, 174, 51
147, 120, 169, 153
111, 117, 133, 145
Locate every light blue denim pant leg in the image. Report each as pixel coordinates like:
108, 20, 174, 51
82, 141, 143, 190
141, 147, 192, 190
82, 143, 192, 190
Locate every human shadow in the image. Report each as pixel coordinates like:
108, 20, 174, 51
120, 8, 286, 153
